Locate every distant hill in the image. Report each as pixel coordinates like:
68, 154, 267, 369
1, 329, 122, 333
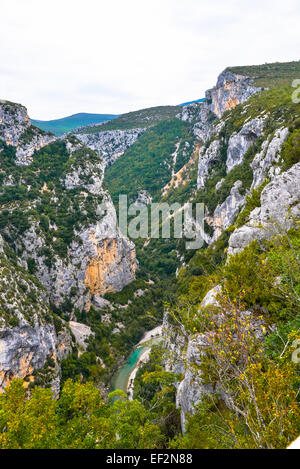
33, 103, 204, 136
31, 112, 118, 136
77, 106, 182, 134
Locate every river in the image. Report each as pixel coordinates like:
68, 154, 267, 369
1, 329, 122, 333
111, 326, 162, 397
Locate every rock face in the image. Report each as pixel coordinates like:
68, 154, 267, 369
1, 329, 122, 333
164, 288, 270, 431
73, 128, 145, 167
210, 181, 246, 242
0, 99, 139, 391
134, 190, 153, 206
226, 116, 266, 172
69, 321, 94, 351
179, 69, 260, 142
200, 284, 222, 308
176, 334, 213, 431
228, 163, 300, 256
197, 139, 220, 189
0, 319, 71, 396
0, 100, 55, 164
163, 313, 186, 377
20, 194, 137, 312
163, 311, 214, 431
0, 100, 30, 145
177, 69, 265, 244
84, 234, 136, 298
0, 101, 137, 312
0, 234, 72, 395
206, 70, 261, 119
180, 69, 292, 248
251, 127, 289, 189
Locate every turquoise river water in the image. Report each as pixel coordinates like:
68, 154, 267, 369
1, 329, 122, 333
111, 345, 150, 394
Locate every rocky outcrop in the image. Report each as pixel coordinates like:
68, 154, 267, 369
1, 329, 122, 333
163, 313, 186, 377
0, 319, 72, 396
179, 69, 260, 143
0, 234, 72, 395
0, 100, 31, 145
69, 321, 94, 352
73, 128, 145, 167
197, 140, 220, 189
20, 197, 137, 311
164, 283, 270, 430
0, 100, 55, 165
84, 237, 136, 297
134, 190, 153, 206
200, 284, 222, 308
210, 181, 246, 242
179, 101, 213, 143
251, 127, 289, 189
206, 70, 261, 119
228, 163, 300, 256
176, 334, 213, 431
226, 116, 266, 173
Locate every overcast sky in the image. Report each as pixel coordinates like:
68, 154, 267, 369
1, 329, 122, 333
1, 0, 300, 120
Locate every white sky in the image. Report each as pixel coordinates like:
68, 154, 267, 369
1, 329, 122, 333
1, 0, 300, 119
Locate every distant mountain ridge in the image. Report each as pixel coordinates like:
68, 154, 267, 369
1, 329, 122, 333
31, 112, 118, 136
32, 101, 205, 136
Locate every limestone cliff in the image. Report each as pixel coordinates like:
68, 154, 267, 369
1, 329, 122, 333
228, 163, 300, 256
0, 99, 138, 390
0, 100, 56, 164
0, 234, 72, 395
178, 68, 292, 246
0, 102, 137, 312
163, 66, 299, 432
74, 128, 145, 167
206, 70, 261, 119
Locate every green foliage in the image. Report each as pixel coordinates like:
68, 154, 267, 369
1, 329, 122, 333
264, 314, 300, 360
0, 379, 165, 449
105, 119, 193, 203
176, 229, 230, 302
0, 139, 103, 257
235, 179, 269, 228
281, 129, 300, 170
134, 346, 181, 440
170, 397, 243, 449
228, 61, 300, 89
222, 229, 300, 321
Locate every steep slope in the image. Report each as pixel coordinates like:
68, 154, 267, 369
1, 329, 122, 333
32, 112, 118, 136
0, 234, 73, 395
154, 63, 300, 447
0, 102, 137, 312
97, 61, 300, 449
105, 118, 195, 204
74, 128, 145, 168
0, 100, 56, 164
0, 100, 139, 391
71, 105, 183, 168
0, 61, 300, 449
